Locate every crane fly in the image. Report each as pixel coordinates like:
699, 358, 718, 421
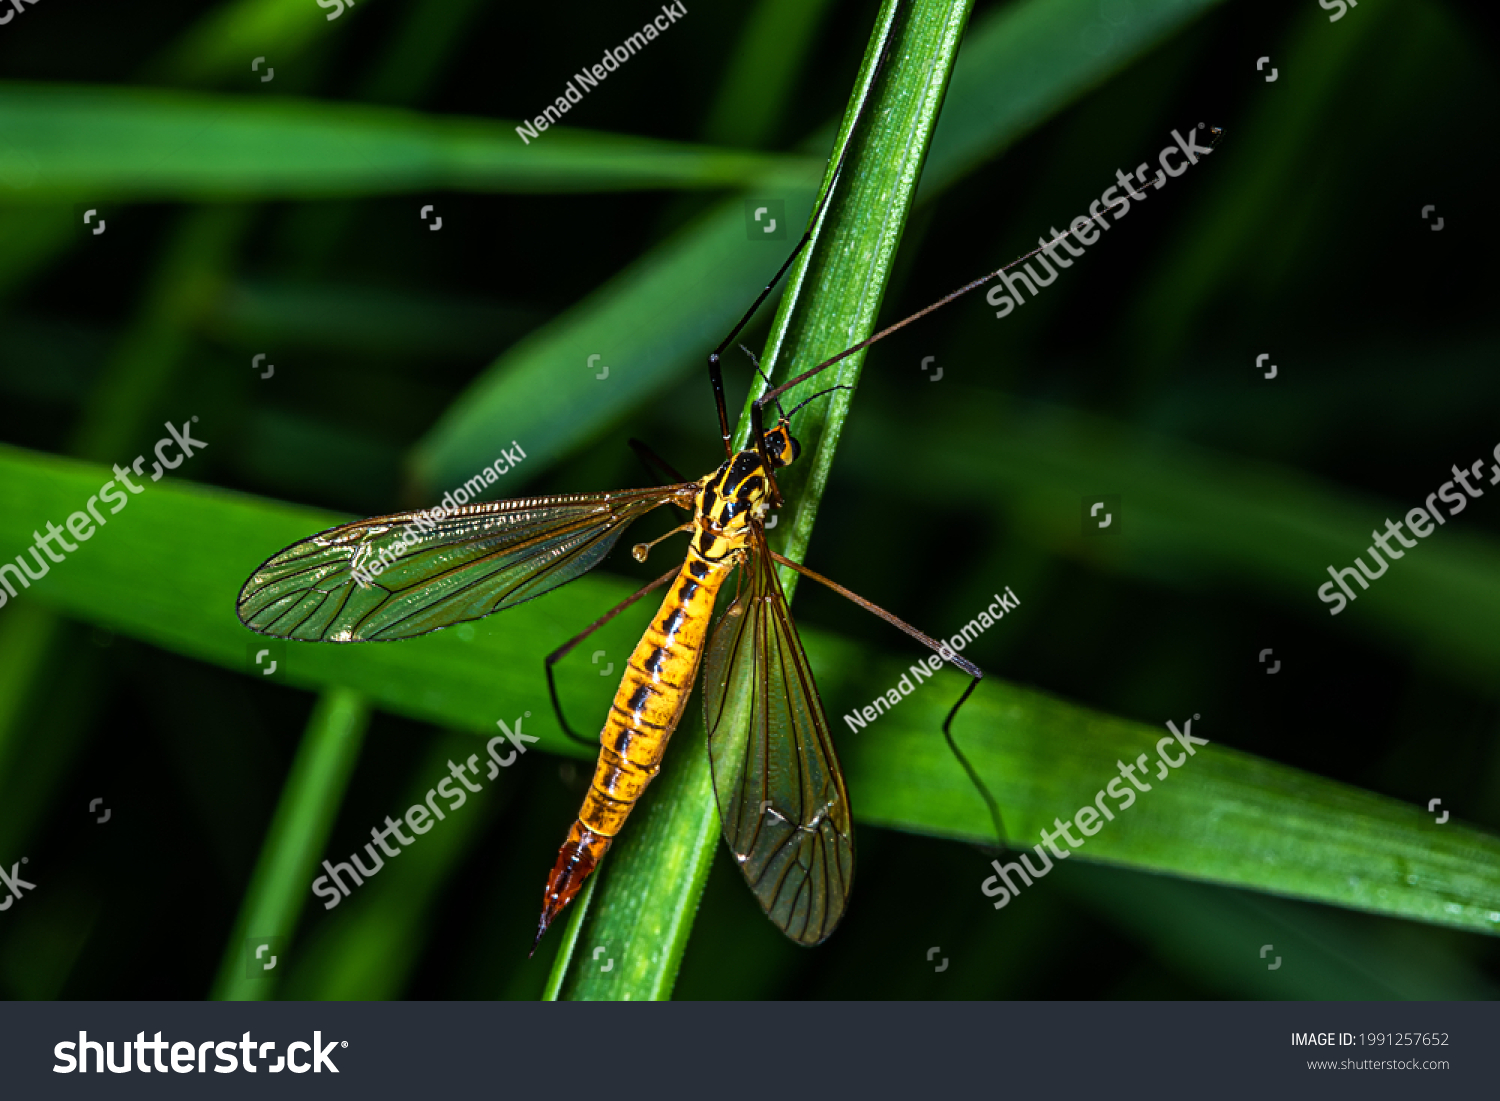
237, 9, 1031, 949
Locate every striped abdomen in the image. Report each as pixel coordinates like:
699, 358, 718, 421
536, 548, 732, 939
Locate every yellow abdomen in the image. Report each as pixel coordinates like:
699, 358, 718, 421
535, 547, 732, 940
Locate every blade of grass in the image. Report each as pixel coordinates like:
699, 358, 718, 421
146, 0, 378, 85
0, 83, 814, 203
210, 686, 370, 1000
411, 0, 1228, 496
917, 0, 1224, 197
539, 868, 601, 1002
0, 1, 349, 301
1060, 863, 1499, 999
553, 0, 978, 1002
0, 204, 256, 925
280, 730, 512, 1000
1, 447, 1495, 936
700, 0, 839, 149
835, 652, 1500, 937
850, 391, 1500, 688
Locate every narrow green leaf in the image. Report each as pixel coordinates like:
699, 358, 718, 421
539, 869, 601, 1002
851, 392, 1500, 688
0, 84, 814, 203
553, 0, 978, 1002
412, 0, 1228, 496
1060, 864, 1499, 999
281, 731, 511, 1000
0, 445, 630, 754
210, 686, 370, 1000
700, 0, 840, 149
0, 1, 366, 298
147, 0, 377, 85
838, 654, 1500, 937
409, 192, 819, 493
918, 0, 1225, 196
1, 443, 1494, 943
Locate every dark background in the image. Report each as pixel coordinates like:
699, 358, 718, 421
0, 0, 1497, 999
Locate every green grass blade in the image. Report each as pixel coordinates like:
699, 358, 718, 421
281, 730, 511, 1000
919, 0, 1225, 196
210, 686, 370, 1000
552, 0, 978, 1002
410, 0, 1227, 496
1, 446, 1495, 938
539, 868, 601, 1002
837, 655, 1500, 937
701, 0, 839, 149
409, 192, 820, 493
851, 391, 1500, 688
0, 1, 364, 299
0, 83, 813, 203
146, 0, 377, 85
0, 445, 628, 751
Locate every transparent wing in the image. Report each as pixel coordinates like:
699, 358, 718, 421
702, 525, 854, 945
237, 485, 697, 641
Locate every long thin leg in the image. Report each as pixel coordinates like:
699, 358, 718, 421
707, 1, 906, 458
769, 549, 1006, 846
545, 566, 680, 748
628, 438, 688, 486
769, 551, 979, 675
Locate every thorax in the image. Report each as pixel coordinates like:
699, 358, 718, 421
689, 448, 772, 563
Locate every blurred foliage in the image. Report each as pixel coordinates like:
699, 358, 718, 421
0, 0, 1497, 1003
